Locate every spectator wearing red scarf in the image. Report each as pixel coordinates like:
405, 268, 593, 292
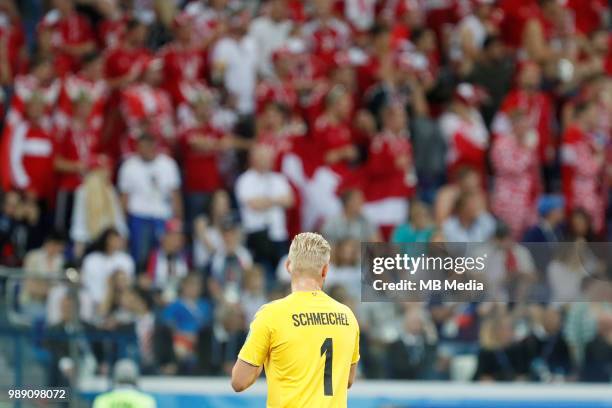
491, 109, 540, 239
38, 0, 96, 77
561, 100, 605, 234
493, 61, 555, 166
362, 103, 416, 235
440, 83, 489, 183
159, 13, 206, 106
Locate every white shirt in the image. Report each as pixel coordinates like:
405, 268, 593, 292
248, 16, 292, 77
235, 169, 291, 241
81, 251, 135, 303
442, 213, 496, 242
118, 154, 180, 219
212, 35, 258, 114
470, 243, 535, 301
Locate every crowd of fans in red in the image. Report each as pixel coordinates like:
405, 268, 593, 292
0, 0, 611, 385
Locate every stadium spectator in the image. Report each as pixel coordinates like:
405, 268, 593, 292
322, 189, 379, 243
17, 231, 65, 323
386, 307, 439, 380
1, 92, 56, 203
22, 230, 65, 274
362, 102, 416, 234
565, 278, 612, 368
44, 294, 96, 387
565, 208, 596, 242
326, 238, 361, 299
471, 222, 536, 302
53, 56, 107, 234
81, 228, 135, 305
0, 190, 21, 265
162, 273, 213, 374
240, 264, 267, 322
463, 35, 514, 126
146, 218, 190, 303
235, 144, 293, 272
209, 216, 253, 302
561, 100, 606, 235
248, 0, 293, 78
178, 92, 232, 228
159, 12, 205, 106
391, 200, 435, 244
451, 0, 498, 64
192, 189, 233, 269
118, 133, 182, 267
581, 312, 612, 382
474, 314, 529, 381
101, 17, 151, 156
523, 195, 565, 243
198, 301, 247, 376
523, 306, 573, 381
547, 241, 603, 303
70, 155, 126, 258
522, 195, 566, 289
441, 192, 496, 242
211, 7, 257, 120
96, 269, 133, 327
493, 61, 554, 167
434, 166, 486, 225
92, 359, 157, 408
120, 58, 175, 152
440, 83, 489, 183
38, 0, 96, 77
491, 108, 540, 239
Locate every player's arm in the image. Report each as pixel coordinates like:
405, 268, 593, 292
231, 306, 271, 392
348, 363, 357, 389
348, 310, 361, 389
231, 359, 264, 392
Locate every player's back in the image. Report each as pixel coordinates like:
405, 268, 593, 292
238, 290, 360, 408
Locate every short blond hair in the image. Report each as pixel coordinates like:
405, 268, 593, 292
288, 232, 331, 275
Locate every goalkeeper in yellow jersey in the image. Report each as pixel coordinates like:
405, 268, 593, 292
231, 232, 360, 408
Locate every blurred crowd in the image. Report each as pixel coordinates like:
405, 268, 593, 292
0, 0, 611, 386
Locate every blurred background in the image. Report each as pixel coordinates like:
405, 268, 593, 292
0, 0, 611, 406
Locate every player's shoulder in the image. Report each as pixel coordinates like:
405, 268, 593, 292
253, 296, 290, 319
324, 293, 359, 323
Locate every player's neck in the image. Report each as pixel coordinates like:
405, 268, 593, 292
291, 278, 323, 293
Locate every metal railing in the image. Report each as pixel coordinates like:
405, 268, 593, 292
0, 266, 137, 408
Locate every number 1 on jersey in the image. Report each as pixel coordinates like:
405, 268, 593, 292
320, 338, 333, 396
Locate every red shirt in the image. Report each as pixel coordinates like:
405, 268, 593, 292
98, 18, 126, 49
498, 0, 540, 49
498, 89, 554, 164
42, 11, 95, 76
1, 122, 56, 199
56, 123, 98, 190
365, 131, 416, 201
180, 125, 224, 193
159, 43, 205, 104
255, 79, 299, 114
55, 74, 107, 133
312, 115, 354, 175
0, 19, 26, 79
257, 130, 296, 171
104, 46, 151, 81
567, 0, 607, 35
303, 18, 351, 73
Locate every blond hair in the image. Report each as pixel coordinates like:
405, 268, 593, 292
288, 232, 331, 276
84, 169, 118, 240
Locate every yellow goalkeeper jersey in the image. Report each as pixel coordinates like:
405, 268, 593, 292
238, 290, 360, 408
